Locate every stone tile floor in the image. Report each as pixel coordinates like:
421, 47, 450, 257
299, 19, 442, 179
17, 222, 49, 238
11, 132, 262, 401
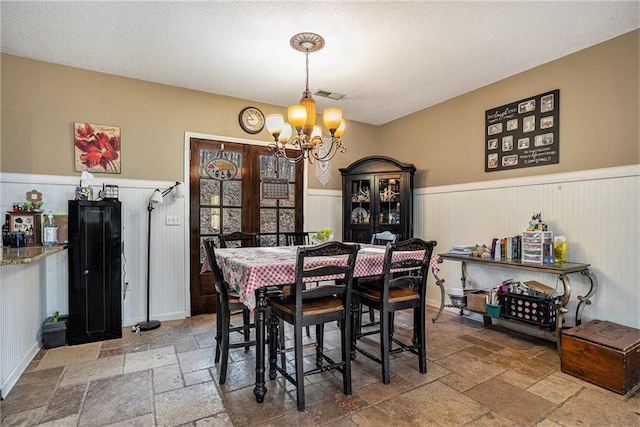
1, 307, 639, 426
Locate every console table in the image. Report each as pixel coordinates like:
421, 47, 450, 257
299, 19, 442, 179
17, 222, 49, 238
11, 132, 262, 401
431, 253, 598, 353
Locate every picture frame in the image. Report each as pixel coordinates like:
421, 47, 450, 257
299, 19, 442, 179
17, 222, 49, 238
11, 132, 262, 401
540, 116, 554, 129
484, 89, 559, 172
502, 136, 514, 151
502, 154, 518, 167
74, 122, 121, 174
541, 94, 554, 113
487, 123, 503, 136
518, 99, 536, 114
523, 115, 536, 133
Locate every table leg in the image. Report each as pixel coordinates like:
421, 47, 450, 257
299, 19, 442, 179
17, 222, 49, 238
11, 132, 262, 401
556, 273, 572, 354
576, 269, 598, 326
431, 266, 446, 323
253, 287, 267, 403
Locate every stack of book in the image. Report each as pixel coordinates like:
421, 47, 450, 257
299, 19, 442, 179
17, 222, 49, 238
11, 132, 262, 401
449, 244, 476, 255
490, 236, 522, 260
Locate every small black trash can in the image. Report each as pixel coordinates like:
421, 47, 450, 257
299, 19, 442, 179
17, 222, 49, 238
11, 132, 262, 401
42, 316, 67, 349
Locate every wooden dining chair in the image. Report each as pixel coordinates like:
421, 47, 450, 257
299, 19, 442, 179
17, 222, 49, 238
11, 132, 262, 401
219, 231, 259, 248
284, 231, 311, 246
203, 239, 255, 384
357, 231, 399, 328
267, 241, 360, 411
351, 238, 437, 384
371, 230, 398, 245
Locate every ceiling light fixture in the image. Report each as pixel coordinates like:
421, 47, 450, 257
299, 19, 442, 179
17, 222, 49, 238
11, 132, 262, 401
265, 33, 346, 164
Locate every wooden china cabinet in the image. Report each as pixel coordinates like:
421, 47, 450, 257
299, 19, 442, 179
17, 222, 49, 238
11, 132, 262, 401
340, 156, 415, 244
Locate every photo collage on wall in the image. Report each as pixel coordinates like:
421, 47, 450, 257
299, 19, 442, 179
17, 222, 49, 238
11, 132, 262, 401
485, 89, 559, 172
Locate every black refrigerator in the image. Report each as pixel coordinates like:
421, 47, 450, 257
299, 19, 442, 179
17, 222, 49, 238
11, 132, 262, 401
68, 200, 122, 344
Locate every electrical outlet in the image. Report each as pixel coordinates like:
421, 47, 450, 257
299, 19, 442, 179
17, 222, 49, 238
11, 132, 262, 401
166, 215, 181, 226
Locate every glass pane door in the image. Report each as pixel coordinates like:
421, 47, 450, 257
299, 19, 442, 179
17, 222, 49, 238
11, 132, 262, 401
199, 147, 243, 260
257, 155, 299, 246
377, 176, 401, 226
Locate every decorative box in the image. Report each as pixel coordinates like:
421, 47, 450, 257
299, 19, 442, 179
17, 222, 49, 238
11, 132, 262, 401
562, 320, 640, 395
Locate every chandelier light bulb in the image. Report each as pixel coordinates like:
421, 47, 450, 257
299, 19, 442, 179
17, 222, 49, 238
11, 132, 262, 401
323, 108, 343, 133
280, 123, 292, 143
335, 120, 346, 138
288, 105, 307, 129
266, 114, 284, 135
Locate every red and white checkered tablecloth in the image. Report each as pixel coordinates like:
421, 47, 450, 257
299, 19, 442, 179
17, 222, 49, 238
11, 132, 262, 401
204, 244, 430, 310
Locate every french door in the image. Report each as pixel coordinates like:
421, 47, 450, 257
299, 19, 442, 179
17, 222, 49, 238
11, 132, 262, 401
189, 137, 303, 314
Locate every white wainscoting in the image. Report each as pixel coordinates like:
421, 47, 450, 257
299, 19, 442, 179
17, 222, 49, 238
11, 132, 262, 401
414, 165, 640, 329
305, 189, 342, 238
0, 173, 188, 327
1, 165, 637, 397
0, 262, 46, 398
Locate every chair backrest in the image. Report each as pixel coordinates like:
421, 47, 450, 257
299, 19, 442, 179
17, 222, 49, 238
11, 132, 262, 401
381, 238, 437, 302
284, 231, 311, 246
219, 231, 259, 248
203, 239, 228, 297
292, 241, 360, 314
371, 231, 398, 245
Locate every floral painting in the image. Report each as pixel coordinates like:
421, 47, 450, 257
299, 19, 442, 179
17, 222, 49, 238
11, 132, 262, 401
74, 122, 121, 174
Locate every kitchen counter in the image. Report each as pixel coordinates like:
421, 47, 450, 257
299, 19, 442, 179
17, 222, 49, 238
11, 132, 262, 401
1, 245, 67, 265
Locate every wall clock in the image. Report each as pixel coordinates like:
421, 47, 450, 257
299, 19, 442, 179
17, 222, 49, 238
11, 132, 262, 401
238, 106, 265, 134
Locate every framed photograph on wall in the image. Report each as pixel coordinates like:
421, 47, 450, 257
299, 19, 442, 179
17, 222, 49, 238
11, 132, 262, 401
484, 89, 559, 172
74, 122, 121, 174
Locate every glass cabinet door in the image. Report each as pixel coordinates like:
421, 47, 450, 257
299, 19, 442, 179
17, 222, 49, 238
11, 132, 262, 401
376, 176, 401, 226
349, 178, 371, 225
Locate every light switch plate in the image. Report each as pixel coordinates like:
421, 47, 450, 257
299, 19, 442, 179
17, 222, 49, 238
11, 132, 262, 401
166, 215, 181, 226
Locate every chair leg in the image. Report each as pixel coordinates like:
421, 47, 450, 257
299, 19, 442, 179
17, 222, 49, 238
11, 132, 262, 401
214, 302, 222, 364
243, 309, 251, 352
294, 323, 306, 411
315, 323, 324, 368
342, 311, 352, 396
219, 311, 231, 385
350, 302, 358, 360
380, 310, 391, 384
279, 319, 286, 373
416, 306, 427, 374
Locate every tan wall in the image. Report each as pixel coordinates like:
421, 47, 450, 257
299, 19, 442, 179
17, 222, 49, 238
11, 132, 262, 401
380, 30, 640, 188
0, 55, 380, 190
2, 30, 638, 191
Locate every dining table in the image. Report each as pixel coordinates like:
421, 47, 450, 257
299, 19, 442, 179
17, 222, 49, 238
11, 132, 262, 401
210, 243, 412, 403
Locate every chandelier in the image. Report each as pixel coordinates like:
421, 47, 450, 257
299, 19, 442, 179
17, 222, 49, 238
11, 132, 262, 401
265, 33, 346, 164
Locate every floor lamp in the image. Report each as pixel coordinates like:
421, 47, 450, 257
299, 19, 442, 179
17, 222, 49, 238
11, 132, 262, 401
138, 181, 185, 331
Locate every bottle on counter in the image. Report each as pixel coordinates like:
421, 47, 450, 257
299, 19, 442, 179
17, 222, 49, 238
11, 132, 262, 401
43, 213, 58, 246
2, 217, 9, 246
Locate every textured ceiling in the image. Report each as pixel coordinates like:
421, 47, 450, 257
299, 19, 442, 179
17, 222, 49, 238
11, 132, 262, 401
1, 1, 638, 126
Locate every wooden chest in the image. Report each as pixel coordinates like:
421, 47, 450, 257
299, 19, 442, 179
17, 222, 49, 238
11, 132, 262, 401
561, 319, 640, 395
